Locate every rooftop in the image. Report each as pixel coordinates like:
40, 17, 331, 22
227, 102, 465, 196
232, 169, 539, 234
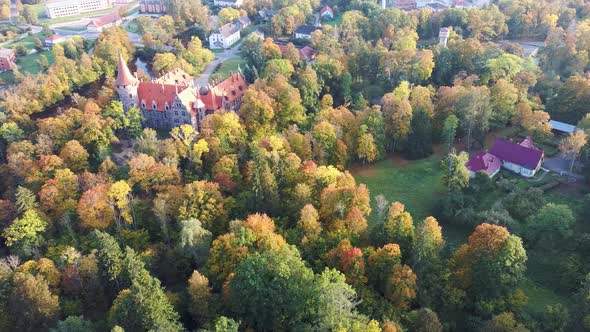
549, 120, 579, 134
87, 13, 121, 28
295, 25, 322, 36
0, 48, 15, 57
489, 138, 543, 169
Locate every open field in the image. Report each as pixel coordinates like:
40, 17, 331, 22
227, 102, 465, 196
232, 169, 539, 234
352, 155, 445, 223
209, 58, 246, 83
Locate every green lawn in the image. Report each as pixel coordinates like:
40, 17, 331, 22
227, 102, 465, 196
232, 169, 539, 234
0, 50, 55, 83
352, 156, 445, 224
210, 58, 246, 83
323, 14, 343, 27
2, 33, 43, 50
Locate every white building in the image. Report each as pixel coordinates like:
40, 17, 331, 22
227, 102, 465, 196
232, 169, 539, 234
213, 0, 243, 7
294, 25, 322, 40
209, 16, 249, 49
209, 21, 241, 49
45, 0, 112, 19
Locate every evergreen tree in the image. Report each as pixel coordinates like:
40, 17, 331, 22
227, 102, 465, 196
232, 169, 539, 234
407, 109, 432, 159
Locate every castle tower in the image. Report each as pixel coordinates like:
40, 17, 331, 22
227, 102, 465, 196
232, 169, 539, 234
115, 52, 139, 111
439, 27, 450, 47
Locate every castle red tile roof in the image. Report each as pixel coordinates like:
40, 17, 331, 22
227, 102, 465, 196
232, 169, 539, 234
138, 82, 189, 111
212, 72, 248, 103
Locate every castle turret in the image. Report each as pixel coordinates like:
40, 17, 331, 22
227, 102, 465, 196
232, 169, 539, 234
115, 52, 139, 111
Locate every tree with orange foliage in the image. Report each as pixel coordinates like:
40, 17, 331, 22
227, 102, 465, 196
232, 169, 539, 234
77, 184, 114, 229
384, 264, 417, 309
450, 223, 527, 312
367, 243, 402, 289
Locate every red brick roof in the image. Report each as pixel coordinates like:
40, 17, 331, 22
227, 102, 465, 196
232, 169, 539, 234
138, 82, 189, 111
212, 72, 248, 103
320, 5, 333, 16
88, 13, 121, 28
299, 46, 316, 61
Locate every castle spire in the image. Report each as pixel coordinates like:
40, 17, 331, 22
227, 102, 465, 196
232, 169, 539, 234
115, 51, 137, 86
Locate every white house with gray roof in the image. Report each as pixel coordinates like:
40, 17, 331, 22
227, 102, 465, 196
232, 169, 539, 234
209, 16, 250, 49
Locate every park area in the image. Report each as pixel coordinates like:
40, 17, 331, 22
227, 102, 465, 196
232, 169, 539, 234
351, 145, 587, 318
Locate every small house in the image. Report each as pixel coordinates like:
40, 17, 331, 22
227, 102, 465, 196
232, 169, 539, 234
465, 152, 501, 178
86, 13, 122, 33
299, 46, 317, 63
294, 25, 322, 40
44, 34, 67, 48
319, 5, 334, 20
466, 138, 544, 178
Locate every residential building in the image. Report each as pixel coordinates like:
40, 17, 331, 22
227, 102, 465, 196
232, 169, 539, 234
116, 53, 248, 130
209, 16, 249, 49
251, 29, 265, 40
139, 0, 165, 14
320, 5, 334, 20
258, 8, 277, 21
294, 25, 322, 40
466, 138, 544, 178
0, 49, 16, 72
86, 12, 122, 32
44, 34, 68, 48
299, 46, 317, 63
45, 0, 112, 19
465, 152, 501, 178
214, 0, 243, 7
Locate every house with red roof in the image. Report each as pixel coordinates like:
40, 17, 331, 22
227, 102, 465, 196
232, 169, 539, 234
465, 138, 544, 178
465, 152, 501, 178
115, 52, 248, 130
319, 5, 334, 20
86, 13, 122, 33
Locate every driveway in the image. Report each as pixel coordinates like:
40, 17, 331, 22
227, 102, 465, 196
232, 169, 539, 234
543, 156, 585, 180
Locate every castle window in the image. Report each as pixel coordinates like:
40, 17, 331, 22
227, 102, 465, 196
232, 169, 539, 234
165, 104, 169, 111
152, 101, 157, 110
141, 101, 146, 108
129, 94, 132, 98
175, 111, 178, 116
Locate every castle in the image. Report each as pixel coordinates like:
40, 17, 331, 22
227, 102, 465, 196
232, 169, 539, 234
115, 52, 248, 130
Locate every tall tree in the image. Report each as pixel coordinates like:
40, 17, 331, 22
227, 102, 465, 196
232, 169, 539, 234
559, 130, 587, 172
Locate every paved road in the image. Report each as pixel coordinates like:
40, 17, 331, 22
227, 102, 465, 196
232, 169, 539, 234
194, 42, 243, 87
543, 156, 584, 180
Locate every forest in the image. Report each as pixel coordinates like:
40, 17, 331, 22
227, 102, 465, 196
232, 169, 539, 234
1, 0, 590, 331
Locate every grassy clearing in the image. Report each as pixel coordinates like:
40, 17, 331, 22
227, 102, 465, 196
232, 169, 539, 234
0, 49, 55, 83
1, 33, 43, 50
352, 155, 445, 223
323, 14, 343, 27
210, 58, 246, 83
